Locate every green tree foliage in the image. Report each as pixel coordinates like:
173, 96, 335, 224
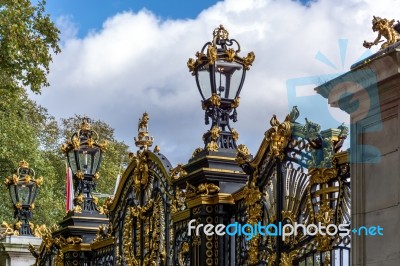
0, 0, 62, 227
0, 0, 60, 93
0, 88, 65, 227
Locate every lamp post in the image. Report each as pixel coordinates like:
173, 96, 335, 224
181, 25, 255, 266
61, 117, 108, 213
4, 160, 43, 235
187, 25, 255, 151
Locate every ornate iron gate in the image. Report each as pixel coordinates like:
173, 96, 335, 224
33, 110, 351, 266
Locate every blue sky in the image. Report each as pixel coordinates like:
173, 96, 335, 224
45, 0, 223, 37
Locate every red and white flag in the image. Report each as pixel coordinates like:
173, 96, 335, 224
66, 164, 74, 211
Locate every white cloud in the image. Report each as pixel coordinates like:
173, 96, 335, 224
32, 0, 400, 165
55, 15, 78, 43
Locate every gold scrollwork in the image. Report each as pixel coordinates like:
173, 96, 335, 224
186, 182, 220, 199
94, 223, 113, 243
71, 194, 84, 213
76, 170, 84, 180
191, 147, 204, 158
308, 168, 338, 186
99, 196, 113, 216
122, 207, 139, 266
232, 128, 239, 141
72, 135, 80, 150
197, 183, 220, 196
170, 187, 186, 214
267, 253, 277, 265
243, 182, 262, 265
206, 141, 219, 152
4, 174, 18, 187
231, 97, 240, 108
210, 126, 221, 141
225, 48, 236, 62
170, 164, 188, 180
265, 114, 291, 160
132, 150, 150, 191
314, 202, 335, 251
280, 250, 299, 266
187, 58, 196, 73
236, 144, 250, 165
122, 195, 166, 265
178, 242, 189, 266
207, 45, 218, 65
28, 243, 39, 258
243, 51, 255, 70
210, 93, 221, 107
0, 221, 19, 236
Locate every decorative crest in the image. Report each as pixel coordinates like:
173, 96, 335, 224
134, 112, 154, 149
80, 116, 91, 131
19, 160, 29, 168
213, 24, 229, 44
363, 16, 400, 50
302, 118, 321, 140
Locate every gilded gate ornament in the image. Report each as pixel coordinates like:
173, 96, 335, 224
243, 177, 262, 265
265, 114, 291, 159
191, 147, 204, 158
178, 242, 189, 266
132, 150, 150, 190
0, 221, 19, 236
134, 112, 154, 149
236, 144, 250, 165
210, 125, 221, 141
186, 182, 220, 198
98, 196, 113, 215
170, 187, 186, 214
363, 16, 400, 50
280, 251, 298, 266
233, 108, 351, 265
170, 164, 188, 180
206, 141, 219, 152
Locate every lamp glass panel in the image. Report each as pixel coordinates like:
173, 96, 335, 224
67, 150, 78, 175
78, 146, 100, 175
29, 185, 38, 205
197, 64, 212, 100
18, 185, 30, 205
9, 185, 17, 204
215, 61, 243, 99
92, 149, 101, 173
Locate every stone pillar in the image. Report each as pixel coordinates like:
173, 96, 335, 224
316, 44, 400, 265
0, 235, 41, 266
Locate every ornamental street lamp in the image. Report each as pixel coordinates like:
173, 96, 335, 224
61, 117, 108, 213
187, 25, 255, 151
4, 160, 43, 235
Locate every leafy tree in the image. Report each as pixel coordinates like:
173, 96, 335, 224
0, 0, 61, 227
0, 0, 60, 93
0, 88, 64, 227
